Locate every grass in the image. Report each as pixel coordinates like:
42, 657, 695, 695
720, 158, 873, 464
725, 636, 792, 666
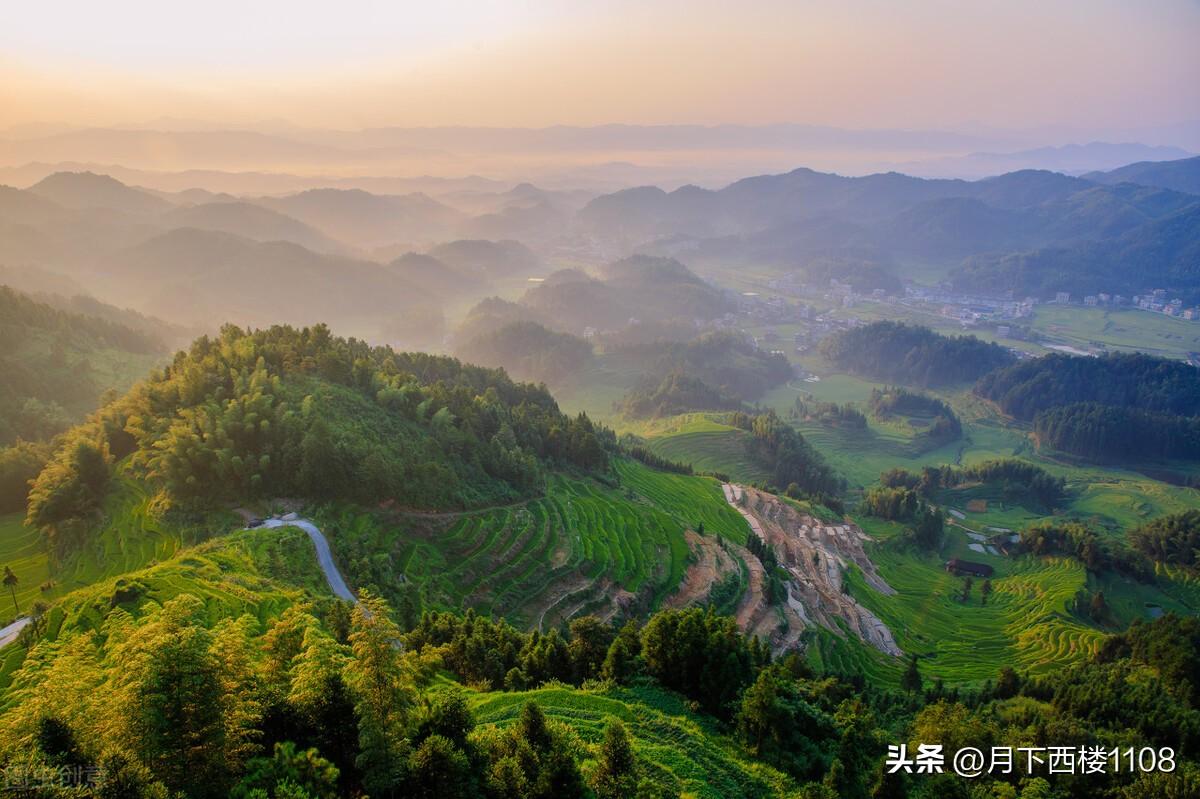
0, 514, 51, 624
469, 684, 796, 799
0, 474, 236, 624
836, 520, 1196, 687
613, 458, 750, 543
647, 428, 773, 486
0, 524, 328, 695
1030, 305, 1200, 361
321, 460, 749, 629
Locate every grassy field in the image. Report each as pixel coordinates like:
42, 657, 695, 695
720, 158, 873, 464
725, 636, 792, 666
0, 474, 242, 626
832, 520, 1197, 687
647, 350, 1199, 531
636, 384, 1199, 688
0, 514, 51, 623
0, 523, 327, 695
470, 684, 795, 799
1029, 305, 1200, 361
320, 460, 749, 630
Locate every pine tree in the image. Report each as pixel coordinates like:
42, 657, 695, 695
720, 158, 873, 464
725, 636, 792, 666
345, 590, 412, 797
901, 655, 922, 694
592, 719, 639, 799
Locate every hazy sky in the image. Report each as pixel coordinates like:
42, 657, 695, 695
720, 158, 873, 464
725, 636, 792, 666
1, 0, 1197, 132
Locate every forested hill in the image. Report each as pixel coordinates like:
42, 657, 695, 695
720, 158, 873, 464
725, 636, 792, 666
976, 352, 1200, 463
25, 324, 611, 554
975, 352, 1200, 421
818, 321, 1014, 387
0, 285, 166, 445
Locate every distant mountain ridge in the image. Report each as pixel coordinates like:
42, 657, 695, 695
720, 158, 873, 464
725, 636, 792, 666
1084, 155, 1200, 195
582, 159, 1200, 301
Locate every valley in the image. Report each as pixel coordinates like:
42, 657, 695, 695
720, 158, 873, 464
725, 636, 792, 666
1, 153, 1199, 798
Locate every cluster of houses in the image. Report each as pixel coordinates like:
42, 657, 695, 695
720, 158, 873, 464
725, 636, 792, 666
735, 292, 815, 324
1130, 290, 1199, 320
1055, 289, 1199, 321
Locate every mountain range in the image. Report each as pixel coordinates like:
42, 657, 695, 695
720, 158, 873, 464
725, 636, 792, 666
3, 155, 1199, 346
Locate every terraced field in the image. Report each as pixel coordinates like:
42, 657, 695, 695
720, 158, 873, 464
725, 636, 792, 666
613, 458, 751, 543
0, 514, 51, 623
1, 524, 325, 693
0, 474, 234, 623
470, 684, 795, 799
837, 521, 1196, 685
325, 461, 749, 629
56, 479, 186, 589
645, 427, 774, 487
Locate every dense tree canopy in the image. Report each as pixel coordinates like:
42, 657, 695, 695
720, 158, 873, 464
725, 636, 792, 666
1130, 510, 1200, 572
976, 352, 1200, 421
729, 411, 846, 503
24, 324, 613, 555
456, 320, 595, 385
0, 286, 165, 446
977, 352, 1200, 462
819, 321, 1014, 387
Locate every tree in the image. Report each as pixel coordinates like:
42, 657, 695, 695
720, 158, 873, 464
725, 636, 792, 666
414, 688, 474, 750
344, 590, 412, 797
994, 666, 1020, 700
1090, 591, 1110, 625
406, 735, 475, 799
233, 742, 340, 799
568, 616, 614, 683
640, 608, 754, 717
901, 655, 922, 694
736, 664, 834, 779
34, 715, 87, 769
95, 753, 170, 799
980, 579, 992, 606
591, 719, 639, 799
3, 565, 18, 615
960, 576, 973, 603
123, 601, 230, 798
601, 634, 636, 684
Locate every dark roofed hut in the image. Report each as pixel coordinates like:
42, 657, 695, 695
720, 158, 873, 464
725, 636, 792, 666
945, 558, 994, 578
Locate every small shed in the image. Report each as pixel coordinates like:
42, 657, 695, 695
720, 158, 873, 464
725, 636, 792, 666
945, 558, 994, 578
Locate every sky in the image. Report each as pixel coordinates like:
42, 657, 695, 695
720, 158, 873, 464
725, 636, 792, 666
1, 0, 1197, 133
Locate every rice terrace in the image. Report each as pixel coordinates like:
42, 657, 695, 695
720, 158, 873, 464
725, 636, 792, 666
1, 3, 1199, 797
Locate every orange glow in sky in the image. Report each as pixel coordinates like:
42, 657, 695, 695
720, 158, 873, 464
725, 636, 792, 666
1, 0, 1197, 131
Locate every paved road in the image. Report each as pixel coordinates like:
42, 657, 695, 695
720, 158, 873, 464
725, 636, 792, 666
0, 616, 31, 649
259, 515, 357, 603
0, 514, 358, 651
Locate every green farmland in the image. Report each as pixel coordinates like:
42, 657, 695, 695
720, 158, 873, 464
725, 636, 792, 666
319, 460, 750, 629
470, 684, 795, 799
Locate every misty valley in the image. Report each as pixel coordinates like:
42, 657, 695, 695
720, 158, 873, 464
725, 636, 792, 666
2, 37, 1200, 793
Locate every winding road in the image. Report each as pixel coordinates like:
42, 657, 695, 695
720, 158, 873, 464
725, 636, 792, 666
258, 514, 357, 603
0, 616, 31, 649
0, 514, 356, 651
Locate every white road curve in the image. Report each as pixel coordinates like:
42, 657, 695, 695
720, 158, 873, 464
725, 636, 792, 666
0, 617, 31, 649
258, 514, 358, 603
0, 514, 358, 651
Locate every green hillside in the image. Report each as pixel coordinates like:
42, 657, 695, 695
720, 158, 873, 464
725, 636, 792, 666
470, 685, 796, 799
0, 285, 165, 446
2, 315, 1199, 798
297, 458, 749, 632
